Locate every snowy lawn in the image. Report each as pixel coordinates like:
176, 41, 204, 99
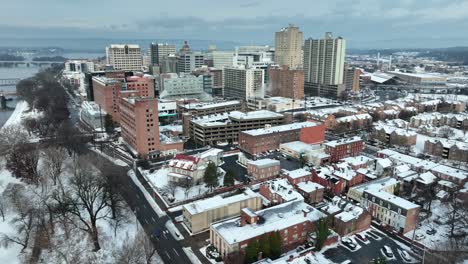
0, 167, 24, 264
141, 167, 226, 204
404, 200, 467, 250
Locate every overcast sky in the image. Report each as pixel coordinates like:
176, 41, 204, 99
1, 0, 468, 49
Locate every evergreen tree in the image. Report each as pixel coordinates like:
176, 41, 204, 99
269, 231, 282, 259
203, 162, 218, 191
244, 239, 259, 263
315, 219, 331, 250
258, 234, 271, 259
223, 169, 235, 186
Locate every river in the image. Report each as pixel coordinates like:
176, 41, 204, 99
0, 65, 42, 127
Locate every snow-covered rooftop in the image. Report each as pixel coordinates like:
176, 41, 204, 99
248, 158, 280, 168
365, 189, 419, 210
296, 181, 324, 193
261, 179, 304, 202
285, 168, 311, 179
324, 136, 362, 148
341, 156, 373, 167
242, 121, 320, 136
211, 201, 325, 245
229, 110, 283, 120
181, 100, 240, 110
183, 189, 259, 215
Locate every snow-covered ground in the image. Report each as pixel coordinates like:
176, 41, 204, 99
128, 170, 166, 217
183, 247, 203, 264
0, 166, 24, 264
141, 167, 225, 204
2, 101, 42, 130
404, 200, 467, 250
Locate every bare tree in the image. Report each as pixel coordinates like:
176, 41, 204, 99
6, 145, 40, 184
163, 181, 177, 200
53, 162, 111, 251
0, 184, 37, 252
0, 125, 28, 155
114, 232, 157, 264
178, 177, 194, 199
42, 147, 67, 185
446, 190, 468, 238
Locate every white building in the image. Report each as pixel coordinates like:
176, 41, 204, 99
65, 60, 95, 73
159, 73, 212, 100
223, 66, 264, 100
177, 52, 205, 73
106, 44, 143, 71
275, 24, 303, 68
211, 51, 235, 68
80, 101, 106, 130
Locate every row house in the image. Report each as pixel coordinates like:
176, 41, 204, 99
362, 189, 420, 234
372, 124, 417, 146
324, 136, 364, 163
259, 178, 304, 205
424, 138, 468, 162
312, 167, 346, 195
296, 181, 325, 204
410, 112, 468, 130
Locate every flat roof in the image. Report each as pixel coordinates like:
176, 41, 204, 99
183, 188, 259, 215
212, 201, 325, 245
248, 158, 280, 168
242, 121, 320, 136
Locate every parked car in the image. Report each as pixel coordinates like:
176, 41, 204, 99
399, 249, 412, 262
355, 233, 368, 242
341, 237, 357, 250
340, 260, 352, 264
382, 245, 394, 258
426, 229, 437, 235
415, 233, 426, 240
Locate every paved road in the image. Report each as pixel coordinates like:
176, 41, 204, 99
62, 79, 204, 264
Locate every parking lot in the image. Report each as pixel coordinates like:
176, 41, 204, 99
253, 150, 302, 171
323, 228, 421, 264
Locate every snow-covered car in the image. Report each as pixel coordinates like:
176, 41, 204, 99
381, 245, 394, 258
415, 233, 425, 240
399, 249, 412, 262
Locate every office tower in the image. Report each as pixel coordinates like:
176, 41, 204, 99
268, 66, 304, 100
303, 32, 346, 98
150, 43, 176, 66
160, 54, 178, 73
224, 66, 264, 100
212, 51, 235, 68
176, 41, 204, 73
343, 67, 361, 92
275, 24, 303, 68
105, 44, 143, 71
119, 97, 160, 159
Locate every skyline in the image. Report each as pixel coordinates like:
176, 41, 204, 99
1, 0, 468, 49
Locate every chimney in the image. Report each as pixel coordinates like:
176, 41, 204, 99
302, 208, 310, 217
241, 208, 258, 226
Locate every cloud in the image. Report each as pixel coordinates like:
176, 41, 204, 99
0, 0, 467, 48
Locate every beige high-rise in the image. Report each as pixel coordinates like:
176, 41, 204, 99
303, 32, 346, 98
275, 24, 303, 68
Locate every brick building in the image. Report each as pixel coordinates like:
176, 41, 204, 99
92, 76, 122, 121
296, 181, 325, 204
424, 138, 468, 162
239, 121, 325, 155
210, 201, 326, 259
372, 124, 417, 147
324, 136, 364, 163
119, 97, 160, 158
268, 66, 304, 100
284, 168, 312, 185
247, 159, 281, 180
312, 167, 346, 195
333, 202, 371, 236
259, 179, 303, 205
